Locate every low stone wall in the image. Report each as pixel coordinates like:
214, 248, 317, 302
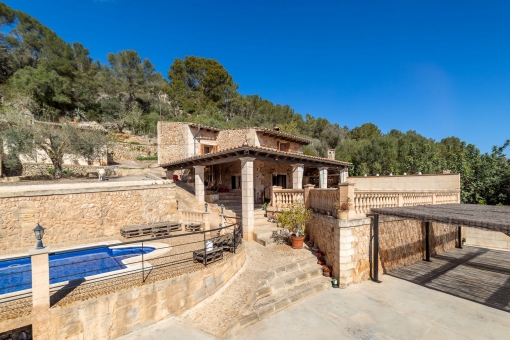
464, 228, 510, 250
109, 142, 157, 162
0, 248, 246, 339
19, 163, 153, 179
307, 213, 458, 287
0, 181, 177, 254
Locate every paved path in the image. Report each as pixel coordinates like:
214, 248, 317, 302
118, 271, 510, 339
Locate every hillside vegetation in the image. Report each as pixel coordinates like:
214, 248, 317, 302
0, 3, 509, 203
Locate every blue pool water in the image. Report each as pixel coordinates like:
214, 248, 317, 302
0, 246, 155, 295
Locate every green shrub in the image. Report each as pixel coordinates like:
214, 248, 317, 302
136, 155, 158, 161
62, 169, 74, 175
47, 168, 55, 175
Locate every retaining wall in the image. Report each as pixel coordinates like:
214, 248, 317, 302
307, 213, 458, 287
0, 248, 246, 339
0, 181, 177, 254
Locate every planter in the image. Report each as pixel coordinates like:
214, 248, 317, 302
291, 235, 305, 249
321, 210, 326, 215
205, 194, 219, 203
327, 211, 332, 216
338, 210, 349, 220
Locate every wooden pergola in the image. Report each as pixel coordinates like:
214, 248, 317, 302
368, 204, 510, 282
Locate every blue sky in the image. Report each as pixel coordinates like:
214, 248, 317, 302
6, 0, 510, 152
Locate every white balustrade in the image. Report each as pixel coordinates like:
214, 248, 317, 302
272, 189, 305, 208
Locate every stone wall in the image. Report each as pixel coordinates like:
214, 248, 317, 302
256, 132, 303, 153
20, 163, 151, 179
347, 173, 460, 191
464, 228, 510, 250
157, 122, 192, 165
0, 181, 177, 254
307, 214, 458, 287
109, 142, 157, 162
216, 129, 253, 150
0, 248, 246, 339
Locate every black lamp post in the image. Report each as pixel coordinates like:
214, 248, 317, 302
33, 224, 45, 249
220, 204, 225, 215
204, 202, 209, 213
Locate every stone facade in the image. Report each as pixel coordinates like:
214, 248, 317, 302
216, 129, 254, 151
157, 122, 193, 165
0, 181, 177, 253
307, 213, 458, 287
0, 248, 246, 340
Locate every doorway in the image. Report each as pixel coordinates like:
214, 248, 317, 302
272, 175, 287, 189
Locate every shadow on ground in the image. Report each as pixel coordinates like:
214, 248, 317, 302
388, 246, 510, 312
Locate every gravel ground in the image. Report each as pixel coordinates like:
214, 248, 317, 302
177, 241, 317, 337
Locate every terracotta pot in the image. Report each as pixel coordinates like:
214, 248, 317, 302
321, 210, 326, 214
291, 235, 305, 249
338, 210, 349, 220
327, 211, 332, 216
323, 270, 331, 277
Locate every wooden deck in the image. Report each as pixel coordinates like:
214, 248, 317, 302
389, 246, 510, 312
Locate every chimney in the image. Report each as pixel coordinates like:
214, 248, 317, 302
327, 149, 335, 160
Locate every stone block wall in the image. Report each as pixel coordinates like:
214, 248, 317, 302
347, 173, 460, 191
216, 129, 253, 150
0, 248, 246, 339
108, 142, 157, 162
0, 181, 177, 254
307, 214, 458, 287
20, 163, 120, 178
464, 228, 510, 250
157, 122, 192, 165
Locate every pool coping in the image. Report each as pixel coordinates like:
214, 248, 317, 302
0, 241, 170, 302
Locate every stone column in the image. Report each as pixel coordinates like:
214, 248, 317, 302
194, 165, 205, 205
319, 167, 328, 188
338, 183, 356, 219
30, 247, 57, 338
291, 163, 304, 190
303, 184, 315, 208
165, 170, 174, 180
336, 226, 355, 288
340, 168, 349, 183
240, 157, 255, 241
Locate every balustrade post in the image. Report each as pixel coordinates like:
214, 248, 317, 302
304, 184, 314, 208
398, 193, 403, 207
338, 182, 356, 218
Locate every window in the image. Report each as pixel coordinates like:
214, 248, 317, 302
278, 142, 290, 152
201, 144, 217, 154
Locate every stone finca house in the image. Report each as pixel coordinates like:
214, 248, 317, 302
158, 121, 461, 244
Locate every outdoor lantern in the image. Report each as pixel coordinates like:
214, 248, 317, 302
33, 223, 45, 249
204, 202, 209, 213
220, 204, 225, 215
332, 278, 339, 288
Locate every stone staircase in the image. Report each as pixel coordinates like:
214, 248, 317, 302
217, 191, 280, 246
228, 257, 331, 335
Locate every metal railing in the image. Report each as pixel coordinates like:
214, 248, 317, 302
0, 219, 242, 311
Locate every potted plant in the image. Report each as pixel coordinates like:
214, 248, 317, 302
334, 198, 351, 220
276, 201, 312, 249
462, 237, 466, 245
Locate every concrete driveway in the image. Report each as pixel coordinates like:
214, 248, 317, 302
118, 273, 510, 340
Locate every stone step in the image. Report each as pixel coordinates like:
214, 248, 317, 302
230, 258, 330, 336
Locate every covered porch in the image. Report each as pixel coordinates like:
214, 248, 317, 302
160, 145, 351, 240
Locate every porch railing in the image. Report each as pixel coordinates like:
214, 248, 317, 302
270, 187, 304, 208
307, 184, 460, 219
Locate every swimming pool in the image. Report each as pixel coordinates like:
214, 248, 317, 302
0, 246, 155, 295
